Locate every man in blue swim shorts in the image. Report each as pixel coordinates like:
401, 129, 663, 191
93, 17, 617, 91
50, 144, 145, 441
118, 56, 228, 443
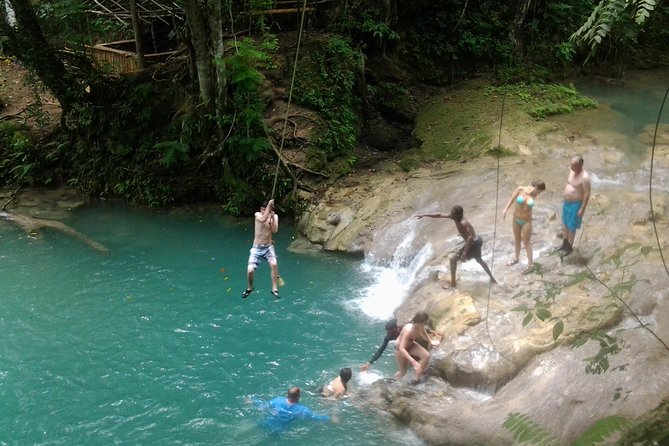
558, 156, 591, 256
242, 199, 280, 299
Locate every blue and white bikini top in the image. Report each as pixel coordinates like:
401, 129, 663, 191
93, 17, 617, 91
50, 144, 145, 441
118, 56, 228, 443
516, 195, 535, 207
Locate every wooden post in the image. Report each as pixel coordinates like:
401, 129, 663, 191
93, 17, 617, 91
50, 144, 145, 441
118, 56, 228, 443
129, 0, 146, 69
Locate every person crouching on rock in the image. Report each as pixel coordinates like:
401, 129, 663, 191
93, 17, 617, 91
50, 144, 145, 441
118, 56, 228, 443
395, 311, 432, 382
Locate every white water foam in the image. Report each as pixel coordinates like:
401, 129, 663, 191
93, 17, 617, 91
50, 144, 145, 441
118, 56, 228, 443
346, 222, 435, 320
591, 170, 669, 193
357, 370, 385, 386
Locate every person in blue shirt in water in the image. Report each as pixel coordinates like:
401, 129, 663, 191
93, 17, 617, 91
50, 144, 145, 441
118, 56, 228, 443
253, 386, 335, 433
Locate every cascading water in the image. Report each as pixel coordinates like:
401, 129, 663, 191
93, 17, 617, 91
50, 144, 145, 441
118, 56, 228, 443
346, 217, 435, 320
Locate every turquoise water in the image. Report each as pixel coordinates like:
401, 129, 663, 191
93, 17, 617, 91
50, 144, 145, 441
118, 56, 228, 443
574, 71, 669, 142
0, 203, 422, 445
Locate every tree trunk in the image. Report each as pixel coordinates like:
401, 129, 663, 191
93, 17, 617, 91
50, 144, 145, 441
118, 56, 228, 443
3, 0, 78, 113
509, 0, 532, 55
183, 0, 215, 105
0, 0, 16, 25
210, 0, 227, 128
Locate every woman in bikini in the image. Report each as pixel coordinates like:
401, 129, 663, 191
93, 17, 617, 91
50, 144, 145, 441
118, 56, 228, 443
502, 179, 546, 273
395, 311, 432, 382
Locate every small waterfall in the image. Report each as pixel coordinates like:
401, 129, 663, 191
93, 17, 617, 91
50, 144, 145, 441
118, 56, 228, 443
346, 217, 434, 320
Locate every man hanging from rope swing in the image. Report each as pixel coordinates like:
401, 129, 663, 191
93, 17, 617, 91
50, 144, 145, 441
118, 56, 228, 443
242, 199, 281, 299
240, 0, 305, 300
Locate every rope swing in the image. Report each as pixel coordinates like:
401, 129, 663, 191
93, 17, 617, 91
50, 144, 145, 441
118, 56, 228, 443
270, 0, 309, 200
649, 86, 669, 278
484, 92, 516, 365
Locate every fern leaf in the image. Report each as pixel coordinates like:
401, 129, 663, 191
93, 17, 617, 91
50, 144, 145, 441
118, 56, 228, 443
571, 415, 631, 446
153, 140, 190, 168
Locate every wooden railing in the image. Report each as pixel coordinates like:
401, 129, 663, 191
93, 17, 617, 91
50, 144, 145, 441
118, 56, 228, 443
250, 0, 316, 15
85, 40, 180, 76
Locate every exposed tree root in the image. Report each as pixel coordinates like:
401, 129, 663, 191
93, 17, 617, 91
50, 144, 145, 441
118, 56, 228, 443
0, 211, 111, 254
1, 186, 110, 254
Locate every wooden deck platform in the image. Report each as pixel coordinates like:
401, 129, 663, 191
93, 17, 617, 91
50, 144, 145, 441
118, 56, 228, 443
86, 40, 179, 76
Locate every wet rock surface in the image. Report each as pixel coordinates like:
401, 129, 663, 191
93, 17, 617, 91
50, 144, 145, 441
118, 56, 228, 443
298, 74, 669, 444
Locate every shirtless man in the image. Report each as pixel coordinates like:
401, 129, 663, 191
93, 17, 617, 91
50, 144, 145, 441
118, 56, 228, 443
242, 199, 280, 299
417, 205, 496, 288
557, 156, 591, 256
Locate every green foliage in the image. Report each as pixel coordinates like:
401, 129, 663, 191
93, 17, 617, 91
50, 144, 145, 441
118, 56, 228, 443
570, 0, 657, 58
60, 77, 191, 205
616, 398, 669, 445
224, 38, 266, 91
503, 413, 557, 445
8, 0, 666, 212
510, 286, 564, 342
54, 31, 282, 208
226, 134, 271, 164
495, 63, 552, 85
367, 81, 408, 115
485, 84, 598, 119
111, 176, 172, 207
35, 0, 130, 45
394, 1, 514, 84
398, 152, 422, 172
294, 35, 360, 169
360, 19, 399, 43
249, 0, 274, 33
0, 123, 36, 183
20, 71, 53, 128
519, 0, 594, 73
503, 412, 631, 446
572, 415, 631, 445
330, 0, 401, 54
573, 332, 625, 374
0, 121, 66, 186
153, 140, 190, 168
217, 35, 278, 195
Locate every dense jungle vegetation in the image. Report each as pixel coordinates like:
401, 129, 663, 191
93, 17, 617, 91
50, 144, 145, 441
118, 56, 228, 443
0, 0, 667, 211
